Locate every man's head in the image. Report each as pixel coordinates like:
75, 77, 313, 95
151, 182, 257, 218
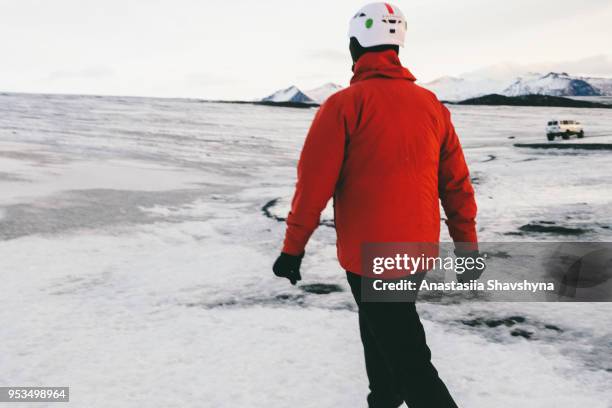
348, 2, 406, 63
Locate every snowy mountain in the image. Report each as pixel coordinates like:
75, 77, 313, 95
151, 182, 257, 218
422, 71, 539, 101
303, 83, 343, 104
261, 85, 316, 104
420, 76, 509, 102
582, 76, 612, 96
504, 72, 600, 97
422, 77, 471, 101
423, 71, 612, 101
264, 73, 612, 104
262, 83, 343, 105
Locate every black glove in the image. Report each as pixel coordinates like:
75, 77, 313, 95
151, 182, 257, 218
273, 252, 304, 285
454, 249, 486, 283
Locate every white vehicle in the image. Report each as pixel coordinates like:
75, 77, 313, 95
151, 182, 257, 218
546, 120, 584, 141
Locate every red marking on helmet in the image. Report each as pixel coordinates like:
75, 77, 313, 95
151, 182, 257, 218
384, 3, 394, 14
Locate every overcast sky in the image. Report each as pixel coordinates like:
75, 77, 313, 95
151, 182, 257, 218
1, 0, 612, 99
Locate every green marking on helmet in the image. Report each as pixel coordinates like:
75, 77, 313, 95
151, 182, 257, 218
365, 18, 373, 29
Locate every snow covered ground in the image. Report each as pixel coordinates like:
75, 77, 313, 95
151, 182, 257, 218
0, 93, 611, 407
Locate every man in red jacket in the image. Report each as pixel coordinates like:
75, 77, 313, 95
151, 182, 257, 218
273, 3, 480, 407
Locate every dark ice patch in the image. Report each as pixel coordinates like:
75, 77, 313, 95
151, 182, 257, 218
461, 315, 525, 328
182, 292, 356, 311
515, 143, 612, 151
262, 197, 334, 228
0, 188, 210, 240
460, 315, 564, 341
510, 328, 533, 339
486, 250, 511, 259
299, 283, 343, 295
274, 293, 306, 303
262, 198, 285, 222
470, 171, 485, 186
518, 223, 589, 235
184, 293, 306, 308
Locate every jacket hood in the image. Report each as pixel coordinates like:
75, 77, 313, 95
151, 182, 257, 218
351, 50, 416, 84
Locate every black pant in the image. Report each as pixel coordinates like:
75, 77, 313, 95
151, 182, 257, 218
347, 272, 458, 408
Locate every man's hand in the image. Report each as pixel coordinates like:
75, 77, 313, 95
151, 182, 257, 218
455, 249, 486, 283
273, 252, 304, 285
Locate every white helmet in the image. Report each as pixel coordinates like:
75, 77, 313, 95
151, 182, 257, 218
348, 3, 407, 47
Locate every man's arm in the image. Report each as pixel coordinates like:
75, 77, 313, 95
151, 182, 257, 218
438, 104, 478, 247
282, 97, 346, 255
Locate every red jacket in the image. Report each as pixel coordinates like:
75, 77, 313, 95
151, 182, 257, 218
282, 50, 477, 274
